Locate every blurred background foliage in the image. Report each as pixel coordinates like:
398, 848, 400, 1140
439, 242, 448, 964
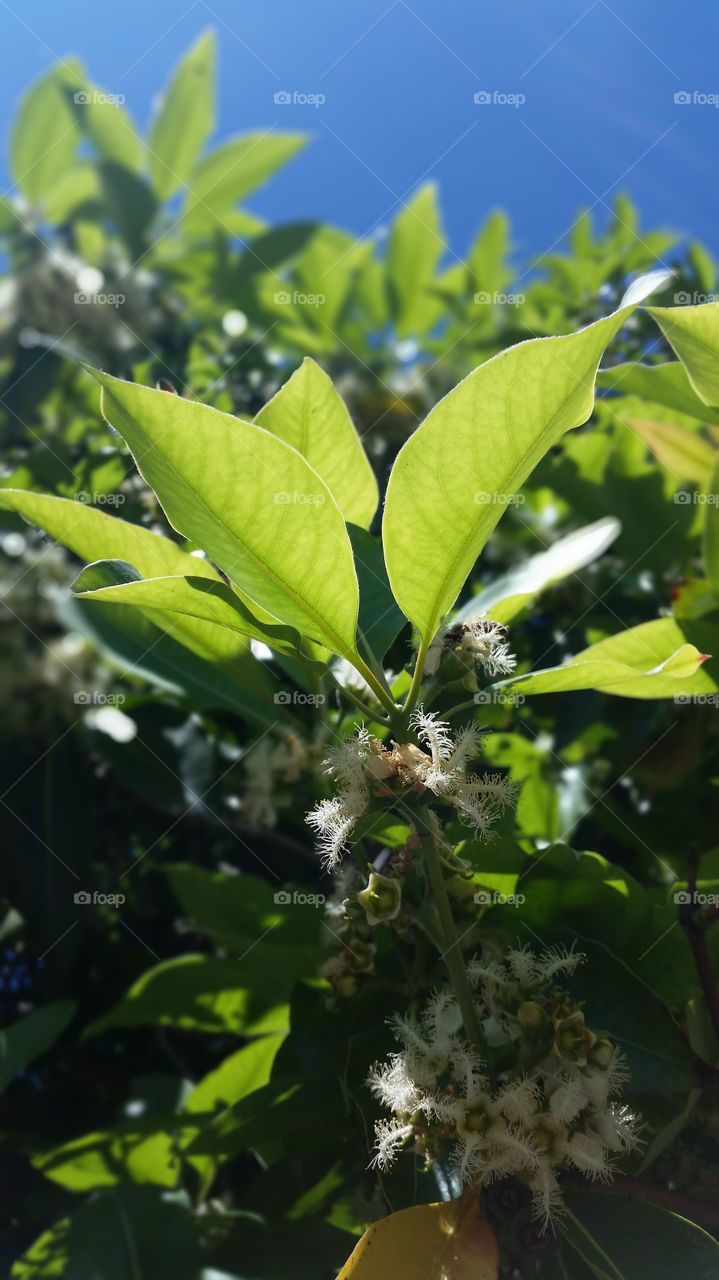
2, 33, 719, 1279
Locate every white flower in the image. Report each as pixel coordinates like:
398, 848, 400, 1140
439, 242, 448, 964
406, 707, 518, 839
305, 794, 364, 870
370, 1118, 415, 1169
458, 618, 517, 677
305, 727, 372, 867
408, 708, 454, 766
368, 954, 641, 1226
424, 617, 517, 678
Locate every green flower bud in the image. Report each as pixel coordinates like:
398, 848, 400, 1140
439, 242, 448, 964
357, 871, 402, 926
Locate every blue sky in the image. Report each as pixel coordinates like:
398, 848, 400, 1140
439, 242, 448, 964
1, 0, 717, 267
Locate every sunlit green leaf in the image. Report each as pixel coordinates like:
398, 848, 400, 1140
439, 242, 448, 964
93, 372, 371, 675
148, 31, 215, 200
10, 63, 80, 204
386, 183, 445, 337
73, 561, 310, 662
383, 271, 671, 647
647, 301, 719, 406
184, 132, 306, 229
500, 617, 710, 698
255, 358, 378, 528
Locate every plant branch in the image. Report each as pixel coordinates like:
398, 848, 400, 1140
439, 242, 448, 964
415, 810, 484, 1053
679, 844, 719, 1044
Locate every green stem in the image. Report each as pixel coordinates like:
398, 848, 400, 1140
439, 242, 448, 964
418, 814, 484, 1053
351, 656, 398, 717
443, 698, 480, 720
327, 670, 391, 725
358, 629, 395, 701
401, 638, 429, 718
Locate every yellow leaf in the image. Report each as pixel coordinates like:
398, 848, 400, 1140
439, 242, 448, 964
337, 1192, 499, 1280
626, 416, 717, 483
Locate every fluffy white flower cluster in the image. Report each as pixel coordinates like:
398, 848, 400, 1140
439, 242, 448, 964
367, 947, 640, 1227
243, 731, 309, 827
426, 617, 517, 679
305, 712, 517, 869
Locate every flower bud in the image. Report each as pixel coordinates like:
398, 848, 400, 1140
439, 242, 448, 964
555, 1011, 596, 1067
517, 1001, 548, 1034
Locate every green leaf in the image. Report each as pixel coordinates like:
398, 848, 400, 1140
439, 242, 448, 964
0, 489, 219, 580
183, 132, 306, 230
163, 864, 323, 950
93, 372, 367, 669
11, 1216, 70, 1278
73, 561, 310, 663
254, 358, 378, 528
348, 524, 407, 662
185, 1034, 283, 1117
704, 459, 719, 595
148, 31, 215, 200
44, 163, 101, 223
598, 360, 719, 424
562, 1190, 719, 1278
34, 1124, 180, 1191
10, 63, 80, 204
647, 301, 719, 406
86, 946, 319, 1039
466, 209, 512, 297
386, 183, 444, 337
382, 271, 672, 647
64, 1187, 201, 1280
457, 517, 620, 625
98, 162, 156, 255
0, 1000, 75, 1093
63, 592, 281, 726
501, 618, 709, 699
65, 79, 142, 173
186, 1076, 342, 1158
0, 492, 283, 722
